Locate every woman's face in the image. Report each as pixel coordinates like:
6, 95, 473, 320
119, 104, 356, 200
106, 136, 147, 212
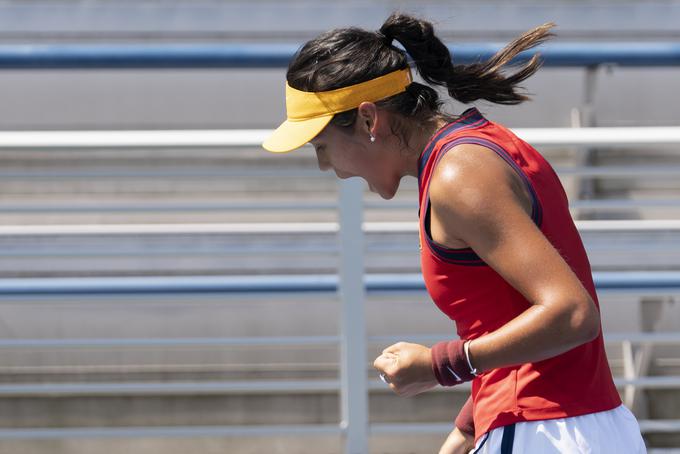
309, 107, 408, 200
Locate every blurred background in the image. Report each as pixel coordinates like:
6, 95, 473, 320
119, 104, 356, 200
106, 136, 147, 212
0, 0, 679, 453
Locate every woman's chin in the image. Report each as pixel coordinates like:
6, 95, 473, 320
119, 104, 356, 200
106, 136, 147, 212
368, 181, 398, 200
376, 185, 398, 200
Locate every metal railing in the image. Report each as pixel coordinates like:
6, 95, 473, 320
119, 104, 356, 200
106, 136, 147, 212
2, 125, 680, 149
0, 42, 679, 69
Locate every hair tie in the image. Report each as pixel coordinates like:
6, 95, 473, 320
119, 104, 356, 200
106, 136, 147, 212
377, 31, 393, 46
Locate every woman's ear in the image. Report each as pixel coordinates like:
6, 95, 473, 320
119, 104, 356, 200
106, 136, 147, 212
357, 102, 379, 136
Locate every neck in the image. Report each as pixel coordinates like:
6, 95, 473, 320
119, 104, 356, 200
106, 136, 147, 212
402, 116, 449, 178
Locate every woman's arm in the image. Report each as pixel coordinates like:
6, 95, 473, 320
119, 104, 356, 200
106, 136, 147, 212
428, 143, 601, 373
442, 396, 475, 453
439, 426, 475, 454
373, 142, 601, 394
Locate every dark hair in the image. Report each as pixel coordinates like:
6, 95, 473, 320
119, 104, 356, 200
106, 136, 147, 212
286, 12, 554, 140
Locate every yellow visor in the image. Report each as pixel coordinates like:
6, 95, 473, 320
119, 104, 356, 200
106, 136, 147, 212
262, 67, 413, 153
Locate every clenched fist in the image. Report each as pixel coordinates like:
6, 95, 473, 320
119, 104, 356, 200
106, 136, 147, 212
373, 341, 438, 397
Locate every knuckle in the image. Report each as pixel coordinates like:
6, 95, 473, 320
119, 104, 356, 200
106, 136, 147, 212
384, 364, 399, 376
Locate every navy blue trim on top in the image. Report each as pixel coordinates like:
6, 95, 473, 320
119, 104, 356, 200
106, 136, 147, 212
417, 108, 488, 189
423, 203, 487, 266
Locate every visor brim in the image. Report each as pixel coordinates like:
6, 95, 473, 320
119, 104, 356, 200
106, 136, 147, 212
262, 115, 333, 153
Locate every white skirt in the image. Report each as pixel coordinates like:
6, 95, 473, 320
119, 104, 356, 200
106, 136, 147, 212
471, 404, 647, 453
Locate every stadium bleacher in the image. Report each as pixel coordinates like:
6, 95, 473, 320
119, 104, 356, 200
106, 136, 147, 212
1, 1, 680, 453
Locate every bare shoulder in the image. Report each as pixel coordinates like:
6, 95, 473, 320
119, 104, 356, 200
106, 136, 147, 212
428, 142, 532, 225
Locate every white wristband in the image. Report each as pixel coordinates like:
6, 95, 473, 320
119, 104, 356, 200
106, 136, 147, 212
463, 340, 479, 377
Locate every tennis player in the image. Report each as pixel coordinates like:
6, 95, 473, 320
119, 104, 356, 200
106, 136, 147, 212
263, 12, 646, 454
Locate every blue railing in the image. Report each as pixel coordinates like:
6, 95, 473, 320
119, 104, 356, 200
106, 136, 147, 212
1, 272, 680, 296
0, 42, 679, 69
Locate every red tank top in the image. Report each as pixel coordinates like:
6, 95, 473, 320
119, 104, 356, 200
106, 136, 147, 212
418, 108, 621, 441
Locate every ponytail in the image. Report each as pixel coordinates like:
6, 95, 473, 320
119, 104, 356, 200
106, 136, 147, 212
379, 14, 555, 105
285, 13, 554, 140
